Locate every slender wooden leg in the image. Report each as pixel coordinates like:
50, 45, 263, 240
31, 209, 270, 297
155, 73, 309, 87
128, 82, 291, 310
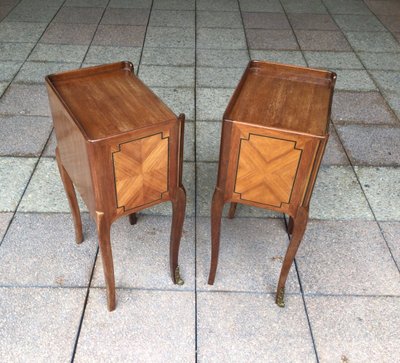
287, 216, 294, 235
208, 188, 225, 285
55, 147, 83, 244
170, 186, 186, 285
276, 207, 309, 307
96, 211, 116, 311
128, 213, 138, 225
228, 202, 237, 219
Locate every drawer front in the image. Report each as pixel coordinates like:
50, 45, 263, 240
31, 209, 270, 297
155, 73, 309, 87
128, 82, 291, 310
112, 132, 169, 211
234, 133, 302, 208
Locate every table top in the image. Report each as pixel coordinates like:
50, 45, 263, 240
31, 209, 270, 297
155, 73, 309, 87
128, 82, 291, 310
224, 61, 336, 136
46, 62, 176, 141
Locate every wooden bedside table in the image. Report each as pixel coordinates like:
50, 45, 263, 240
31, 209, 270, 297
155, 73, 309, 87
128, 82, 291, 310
46, 62, 186, 311
208, 60, 336, 307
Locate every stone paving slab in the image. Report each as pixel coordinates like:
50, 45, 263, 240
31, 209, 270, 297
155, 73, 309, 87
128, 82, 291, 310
196, 49, 249, 68
336, 125, 400, 166
196, 217, 300, 293
239, 0, 284, 13
0, 42, 35, 61
0, 157, 36, 212
0, 115, 52, 156
196, 66, 243, 88
306, 296, 400, 362
0, 287, 85, 362
243, 12, 291, 29
345, 31, 400, 52
295, 30, 351, 51
355, 166, 400, 221
332, 69, 377, 91
92, 25, 146, 47
0, 213, 97, 287
358, 51, 400, 71
141, 47, 195, 66
197, 0, 238, 12
288, 13, 338, 31
0, 22, 47, 43
102, 7, 150, 25
249, 49, 306, 66
303, 51, 363, 69
247, 29, 299, 50
380, 221, 400, 267
152, 86, 195, 120
296, 220, 400, 295
197, 292, 316, 362
41, 23, 97, 45
74, 289, 195, 362
84, 45, 141, 66
145, 26, 195, 48
91, 216, 195, 290
149, 9, 195, 28
139, 65, 195, 88
322, 125, 349, 166
28, 44, 88, 63
52, 6, 104, 24
196, 87, 234, 120
324, 0, 372, 15
197, 27, 247, 50
0, 61, 22, 82
0, 212, 12, 241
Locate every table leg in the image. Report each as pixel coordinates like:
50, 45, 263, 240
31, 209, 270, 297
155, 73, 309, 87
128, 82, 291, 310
287, 216, 294, 235
170, 186, 186, 285
55, 147, 83, 244
276, 207, 309, 307
96, 211, 116, 311
228, 202, 237, 219
208, 188, 225, 285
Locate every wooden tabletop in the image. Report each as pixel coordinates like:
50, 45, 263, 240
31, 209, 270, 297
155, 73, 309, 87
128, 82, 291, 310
46, 62, 176, 141
225, 60, 336, 136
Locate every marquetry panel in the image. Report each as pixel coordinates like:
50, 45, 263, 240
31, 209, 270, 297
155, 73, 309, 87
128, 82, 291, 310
234, 134, 302, 208
113, 133, 168, 211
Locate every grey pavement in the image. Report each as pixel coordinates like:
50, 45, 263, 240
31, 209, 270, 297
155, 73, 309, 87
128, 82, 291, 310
0, 0, 399, 361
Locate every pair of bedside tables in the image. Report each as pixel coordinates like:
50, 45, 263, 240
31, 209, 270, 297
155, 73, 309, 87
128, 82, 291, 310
46, 61, 336, 311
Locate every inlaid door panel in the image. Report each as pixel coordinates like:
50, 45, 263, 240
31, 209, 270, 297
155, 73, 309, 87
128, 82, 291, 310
112, 132, 169, 211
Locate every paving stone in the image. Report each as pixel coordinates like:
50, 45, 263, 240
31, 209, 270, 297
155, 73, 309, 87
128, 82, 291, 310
370, 70, 400, 94
297, 220, 400, 295
310, 165, 373, 220
41, 23, 97, 45
0, 22, 47, 43
145, 26, 195, 48
355, 166, 400, 221
288, 13, 338, 30
0, 157, 36, 212
153, 0, 195, 10
334, 69, 376, 91
296, 30, 351, 51
64, 0, 108, 6
380, 222, 400, 267
383, 92, 400, 119
5, 4, 59, 22
0, 82, 8, 97
15, 61, 81, 84
141, 47, 195, 66
183, 121, 195, 161
377, 15, 400, 33
0, 61, 22, 82
322, 125, 349, 165
152, 87, 194, 120
0, 213, 97, 286
91, 216, 194, 290
19, 158, 87, 213
0, 115, 52, 156
52, 6, 103, 24
303, 51, 363, 69
0, 42, 35, 61
139, 65, 194, 88
358, 52, 400, 71
197, 0, 238, 11
197, 28, 246, 49
196, 162, 280, 218
196, 121, 221, 162
198, 293, 315, 361
149, 10, 194, 28
243, 12, 291, 29
364, 0, 400, 16
42, 129, 56, 157
247, 29, 299, 50
306, 296, 400, 362
196, 87, 234, 120
196, 217, 300, 293
108, 0, 152, 8
92, 25, 146, 47
239, 0, 284, 12
0, 287, 85, 361
0, 5, 13, 21
198, 10, 242, 28
29, 44, 88, 63
84, 45, 141, 66
332, 91, 397, 124
20, 0, 64, 5
282, 0, 327, 14
196, 67, 243, 88
345, 31, 400, 52
250, 50, 306, 66
101, 8, 149, 26
196, 49, 249, 68
337, 125, 400, 166
74, 289, 195, 361
0, 84, 50, 116
324, 0, 372, 15
333, 14, 386, 32
0, 213, 12, 241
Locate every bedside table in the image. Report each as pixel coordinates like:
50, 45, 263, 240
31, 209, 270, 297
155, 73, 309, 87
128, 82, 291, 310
208, 60, 336, 307
46, 62, 186, 311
